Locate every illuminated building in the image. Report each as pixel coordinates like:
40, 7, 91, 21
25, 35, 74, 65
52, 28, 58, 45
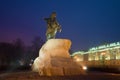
72, 42, 120, 68
72, 42, 120, 61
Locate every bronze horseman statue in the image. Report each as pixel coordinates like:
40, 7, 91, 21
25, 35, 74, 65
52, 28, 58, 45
32, 12, 84, 76
44, 12, 61, 40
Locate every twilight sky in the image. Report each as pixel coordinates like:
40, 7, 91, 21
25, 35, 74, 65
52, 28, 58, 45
0, 0, 120, 51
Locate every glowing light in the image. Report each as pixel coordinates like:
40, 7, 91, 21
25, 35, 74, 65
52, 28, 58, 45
82, 66, 87, 70
29, 63, 32, 66
76, 58, 81, 62
18, 60, 24, 66
101, 52, 106, 55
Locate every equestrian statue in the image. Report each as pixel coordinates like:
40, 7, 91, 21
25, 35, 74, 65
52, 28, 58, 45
44, 12, 61, 40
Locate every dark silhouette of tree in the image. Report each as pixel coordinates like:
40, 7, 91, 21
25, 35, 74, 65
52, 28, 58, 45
0, 38, 26, 68
13, 38, 25, 60
0, 37, 44, 68
0, 42, 15, 66
30, 36, 44, 60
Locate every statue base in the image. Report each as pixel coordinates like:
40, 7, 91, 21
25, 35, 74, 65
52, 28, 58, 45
32, 39, 84, 76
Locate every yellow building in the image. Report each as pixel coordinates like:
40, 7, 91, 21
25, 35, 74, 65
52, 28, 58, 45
72, 42, 120, 68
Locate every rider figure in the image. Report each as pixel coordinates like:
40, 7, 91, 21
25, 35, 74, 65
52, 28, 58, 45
44, 12, 61, 40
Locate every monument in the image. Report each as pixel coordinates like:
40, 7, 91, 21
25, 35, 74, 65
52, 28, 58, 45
44, 12, 61, 40
32, 12, 84, 76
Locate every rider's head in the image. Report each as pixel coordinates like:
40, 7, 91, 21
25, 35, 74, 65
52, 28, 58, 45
51, 12, 56, 18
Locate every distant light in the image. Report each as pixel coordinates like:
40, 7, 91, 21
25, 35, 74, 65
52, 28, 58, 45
82, 66, 87, 70
31, 59, 34, 62
101, 52, 106, 55
19, 60, 24, 66
76, 58, 81, 62
29, 63, 32, 66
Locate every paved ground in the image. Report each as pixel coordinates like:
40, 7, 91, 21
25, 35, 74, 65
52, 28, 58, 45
0, 71, 120, 80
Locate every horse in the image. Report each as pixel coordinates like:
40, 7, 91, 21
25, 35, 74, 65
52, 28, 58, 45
46, 22, 61, 40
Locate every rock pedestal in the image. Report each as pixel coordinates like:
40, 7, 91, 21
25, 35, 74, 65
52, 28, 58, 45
32, 39, 84, 76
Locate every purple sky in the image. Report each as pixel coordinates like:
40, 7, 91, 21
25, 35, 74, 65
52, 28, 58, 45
0, 0, 120, 51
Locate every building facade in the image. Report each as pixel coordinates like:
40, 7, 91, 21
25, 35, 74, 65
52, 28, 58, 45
72, 42, 120, 68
